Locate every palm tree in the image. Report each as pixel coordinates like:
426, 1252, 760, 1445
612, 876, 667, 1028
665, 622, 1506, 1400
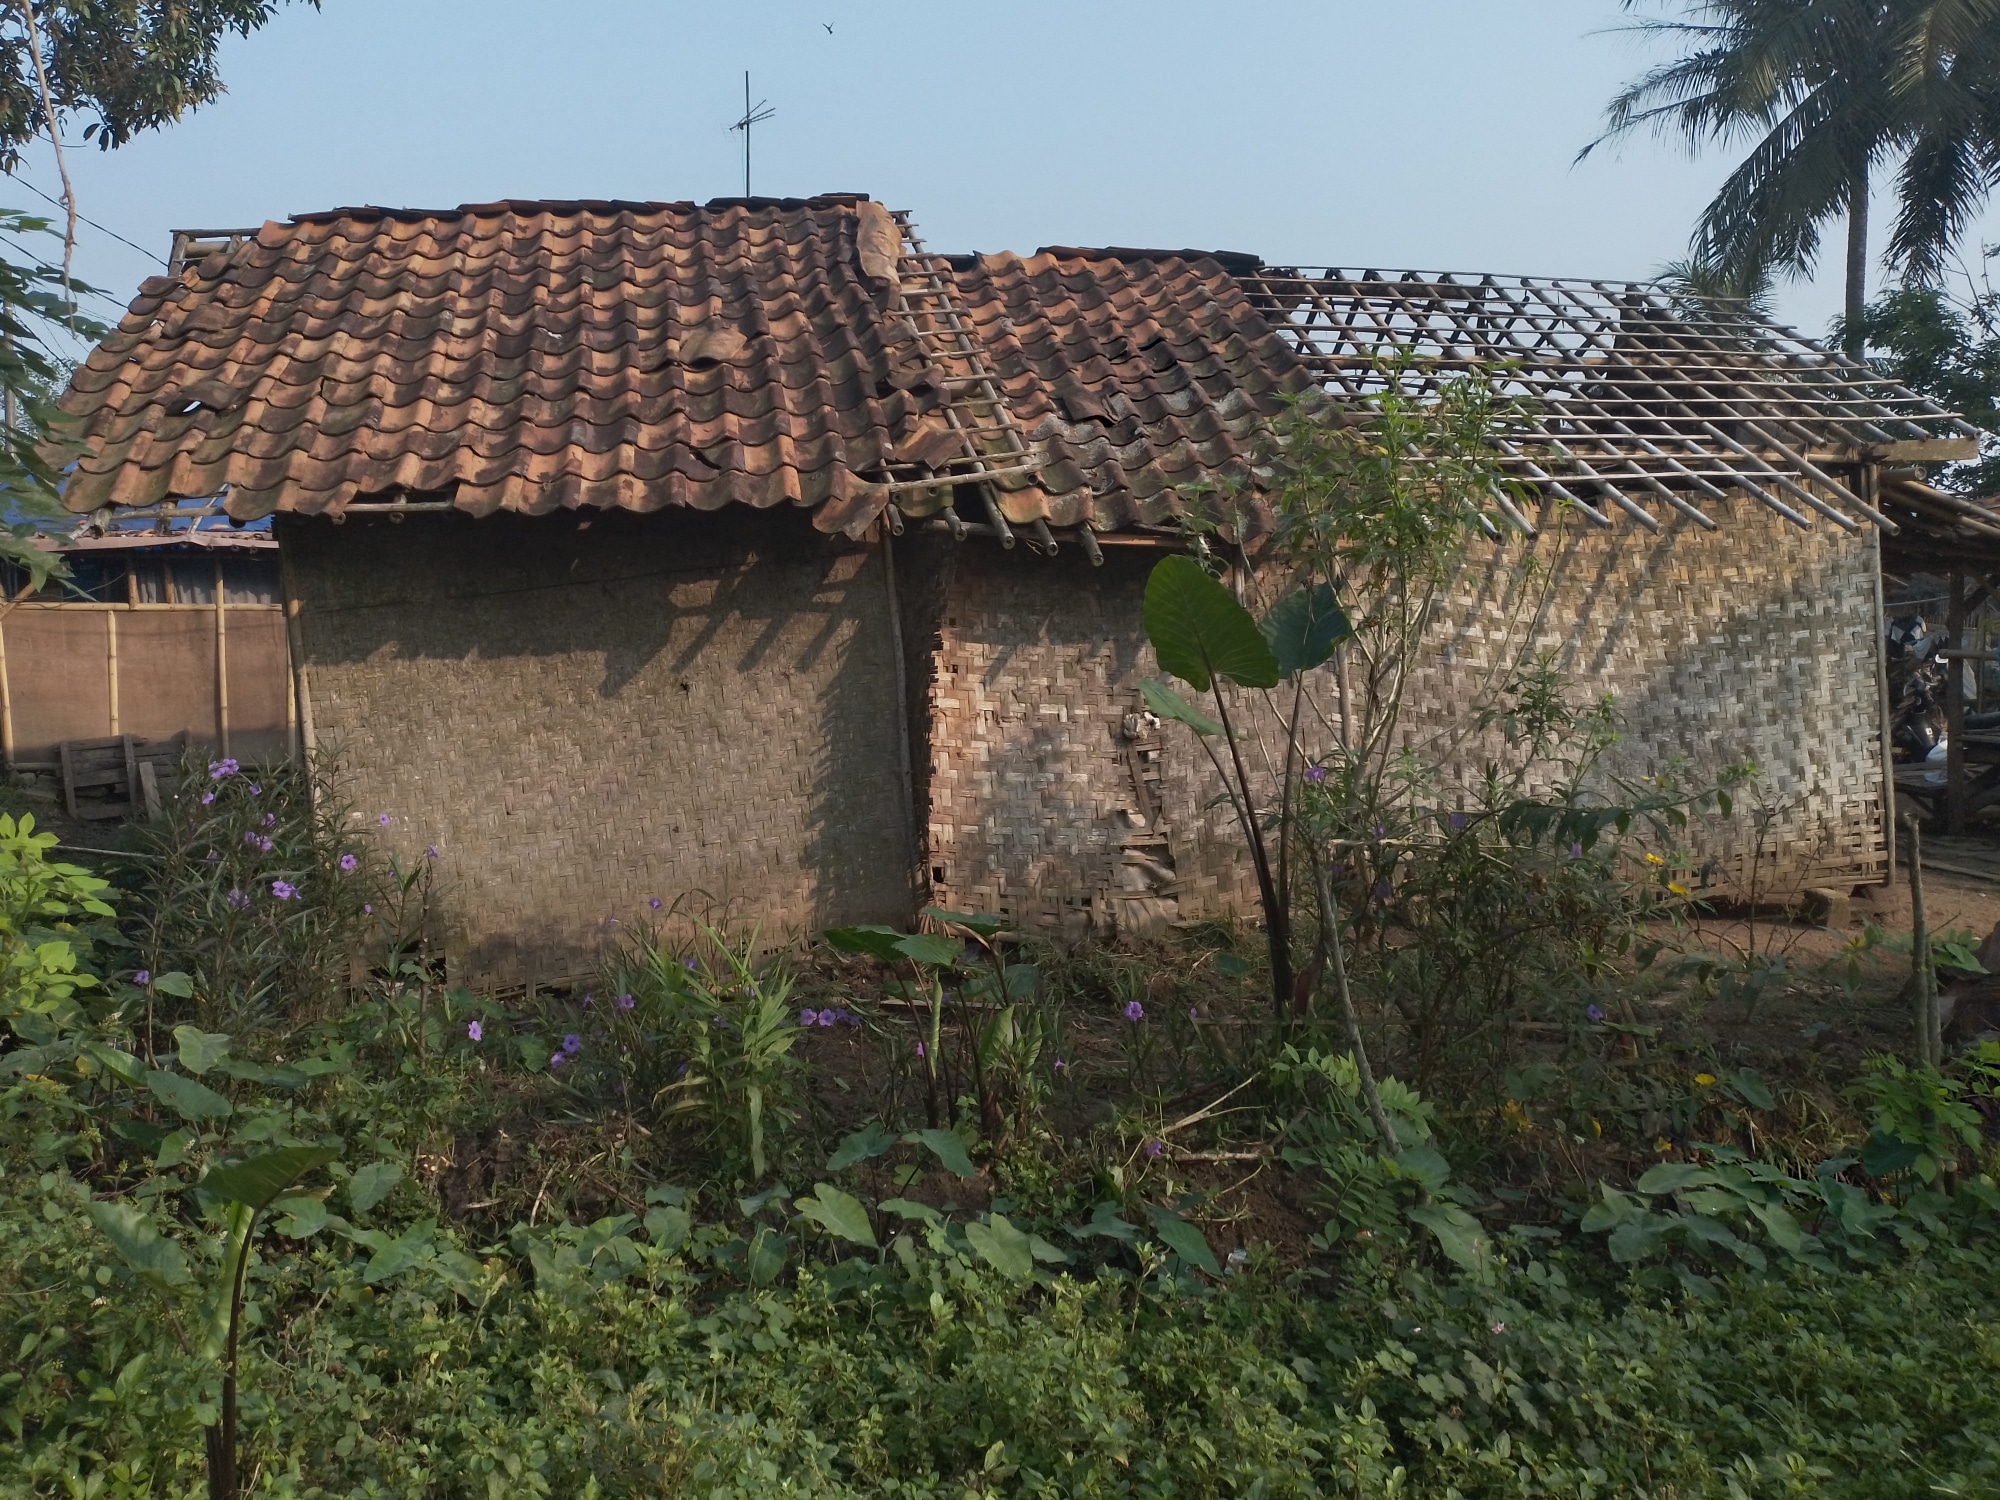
1583, 1, 2000, 353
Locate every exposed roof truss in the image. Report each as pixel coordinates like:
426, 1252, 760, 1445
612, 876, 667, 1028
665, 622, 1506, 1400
1234, 268, 1983, 535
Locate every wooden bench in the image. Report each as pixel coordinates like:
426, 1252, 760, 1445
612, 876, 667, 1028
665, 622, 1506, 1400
58, 733, 188, 821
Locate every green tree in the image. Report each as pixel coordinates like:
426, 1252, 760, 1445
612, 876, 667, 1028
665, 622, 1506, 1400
1585, 1, 2000, 352
1844, 280, 2000, 492
0, 1, 318, 166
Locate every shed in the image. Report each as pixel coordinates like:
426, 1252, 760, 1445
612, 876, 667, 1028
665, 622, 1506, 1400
51, 195, 1975, 984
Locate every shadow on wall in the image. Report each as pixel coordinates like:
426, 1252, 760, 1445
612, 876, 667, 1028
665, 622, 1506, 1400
283, 507, 913, 987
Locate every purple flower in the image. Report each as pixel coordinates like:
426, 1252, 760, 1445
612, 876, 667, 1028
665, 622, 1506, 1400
363, 902, 373, 914
133, 969, 151, 986
377, 813, 390, 827
271, 880, 297, 900
1304, 765, 1327, 784
1569, 842, 1583, 859
1145, 1138, 1164, 1158
562, 1033, 582, 1055
1448, 812, 1468, 832
816, 1009, 837, 1027
1053, 1058, 1067, 1072
616, 993, 635, 1011
1373, 881, 1391, 901
205, 848, 219, 862
581, 993, 594, 1007
258, 837, 274, 853
648, 896, 663, 910
1188, 1006, 1199, 1020
226, 888, 249, 911
914, 1040, 926, 1058
248, 783, 261, 797
467, 1020, 483, 1042
200, 791, 215, 806
339, 853, 358, 872
208, 758, 238, 779
243, 830, 260, 846
1586, 1004, 1605, 1024
800, 1008, 819, 1027
684, 958, 697, 971
1372, 823, 1386, 839
426, 845, 440, 860
1123, 1000, 1145, 1022
261, 813, 276, 829
550, 1051, 566, 1069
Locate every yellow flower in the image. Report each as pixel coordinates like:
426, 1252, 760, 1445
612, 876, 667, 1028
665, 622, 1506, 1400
1694, 1073, 1716, 1087
1667, 881, 1690, 897
1501, 1099, 1532, 1131
1653, 1136, 1674, 1153
1588, 1118, 1602, 1137
1644, 853, 1665, 866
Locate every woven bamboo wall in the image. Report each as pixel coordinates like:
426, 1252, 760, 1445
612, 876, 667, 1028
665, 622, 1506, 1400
922, 498, 1885, 935
284, 508, 913, 986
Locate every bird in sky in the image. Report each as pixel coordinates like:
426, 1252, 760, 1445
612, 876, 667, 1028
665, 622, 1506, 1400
823, 22, 834, 33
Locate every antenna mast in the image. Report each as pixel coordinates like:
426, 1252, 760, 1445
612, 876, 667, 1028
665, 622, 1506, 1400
730, 71, 775, 197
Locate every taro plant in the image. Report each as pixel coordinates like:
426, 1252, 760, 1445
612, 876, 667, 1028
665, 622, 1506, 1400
87, 1144, 339, 1500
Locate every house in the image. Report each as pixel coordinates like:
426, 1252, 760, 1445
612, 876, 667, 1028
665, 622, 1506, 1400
51, 195, 1976, 984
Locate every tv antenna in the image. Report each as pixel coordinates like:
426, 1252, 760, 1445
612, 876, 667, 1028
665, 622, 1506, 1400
730, 72, 776, 198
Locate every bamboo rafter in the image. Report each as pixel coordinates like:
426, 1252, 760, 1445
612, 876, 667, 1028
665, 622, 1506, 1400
1235, 267, 1982, 532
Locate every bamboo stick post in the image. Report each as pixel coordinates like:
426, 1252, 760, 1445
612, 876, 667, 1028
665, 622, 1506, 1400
214, 556, 231, 758
1947, 569, 1967, 835
106, 609, 119, 736
1904, 815, 1940, 1067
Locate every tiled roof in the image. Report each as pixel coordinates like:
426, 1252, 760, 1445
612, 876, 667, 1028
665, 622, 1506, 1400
57, 196, 958, 530
55, 197, 1308, 536
936, 249, 1313, 531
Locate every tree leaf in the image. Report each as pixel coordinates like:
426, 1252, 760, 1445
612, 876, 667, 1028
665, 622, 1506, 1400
1729, 1067, 1776, 1111
171, 1026, 231, 1076
1861, 1129, 1921, 1179
148, 971, 194, 999
1406, 1203, 1489, 1270
1139, 677, 1223, 736
86, 1200, 189, 1288
823, 925, 908, 963
745, 1224, 787, 1285
1261, 582, 1351, 679
145, 1068, 231, 1122
905, 1128, 978, 1178
200, 1146, 339, 1211
359, 1221, 435, 1284
1212, 952, 1252, 978
964, 1212, 1036, 1280
877, 1197, 942, 1226
345, 1160, 403, 1214
1147, 1205, 1221, 1275
1143, 554, 1279, 691
1747, 1198, 1805, 1255
828, 1120, 899, 1171
793, 1183, 878, 1247
1070, 1201, 1138, 1243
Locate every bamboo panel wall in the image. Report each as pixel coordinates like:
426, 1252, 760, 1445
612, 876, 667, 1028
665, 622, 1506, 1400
284, 508, 914, 988
0, 603, 290, 766
922, 497, 1885, 937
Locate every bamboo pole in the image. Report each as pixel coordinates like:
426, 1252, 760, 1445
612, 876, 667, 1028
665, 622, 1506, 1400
1904, 816, 1941, 1067
0, 614, 13, 772
106, 610, 119, 736
214, 556, 231, 758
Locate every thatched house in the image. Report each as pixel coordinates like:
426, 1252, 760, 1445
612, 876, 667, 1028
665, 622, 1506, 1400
54, 195, 1975, 984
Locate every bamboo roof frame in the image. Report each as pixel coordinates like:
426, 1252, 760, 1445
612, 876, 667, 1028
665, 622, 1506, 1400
1234, 267, 1984, 537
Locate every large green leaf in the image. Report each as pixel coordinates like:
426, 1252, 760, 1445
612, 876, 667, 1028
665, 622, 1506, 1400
171, 1026, 231, 1076
905, 1128, 978, 1178
894, 933, 962, 968
1147, 1205, 1221, 1275
86, 1201, 190, 1288
823, 925, 908, 963
964, 1212, 1036, 1280
1261, 583, 1351, 679
1406, 1203, 1489, 1270
1143, 555, 1278, 692
1139, 678, 1223, 737
827, 1120, 898, 1171
200, 1146, 339, 1211
146, 1068, 232, 1122
345, 1161, 403, 1214
794, 1183, 878, 1247
920, 907, 1009, 938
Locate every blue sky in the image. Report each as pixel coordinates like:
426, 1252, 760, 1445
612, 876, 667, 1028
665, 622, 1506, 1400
10, 0, 1992, 362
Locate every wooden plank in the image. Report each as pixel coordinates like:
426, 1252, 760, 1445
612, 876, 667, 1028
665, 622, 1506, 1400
59, 739, 79, 819
137, 760, 162, 822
